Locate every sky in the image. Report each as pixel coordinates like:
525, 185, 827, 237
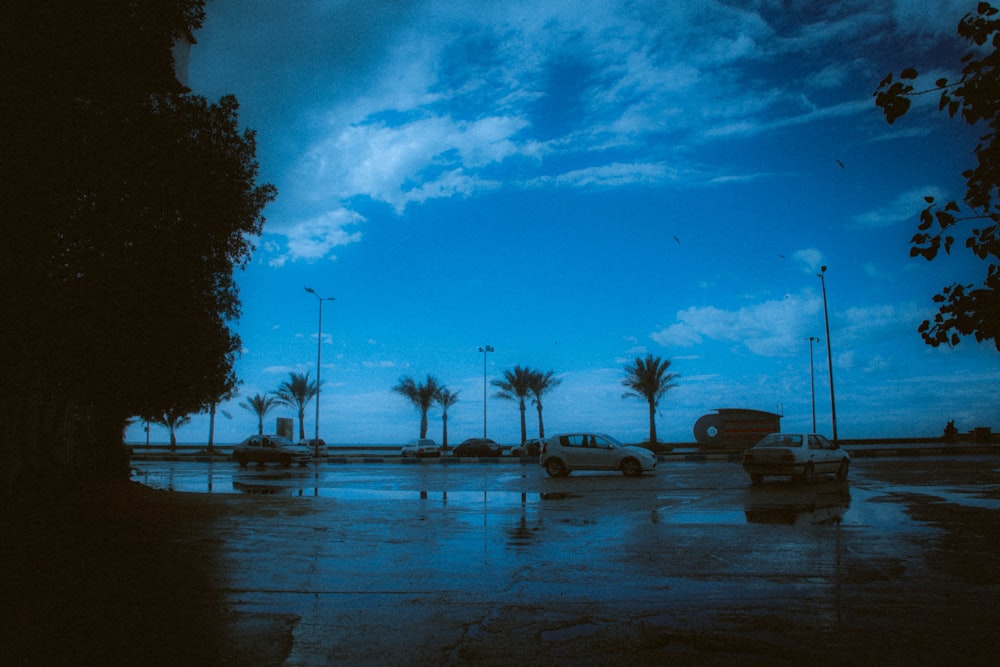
128, 0, 999, 446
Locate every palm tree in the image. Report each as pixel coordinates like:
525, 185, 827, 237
239, 393, 279, 435
528, 369, 561, 439
274, 372, 319, 441
621, 354, 678, 445
436, 388, 460, 449
392, 374, 441, 438
492, 365, 534, 444
152, 406, 192, 451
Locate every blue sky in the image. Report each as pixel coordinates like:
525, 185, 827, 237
129, 0, 998, 446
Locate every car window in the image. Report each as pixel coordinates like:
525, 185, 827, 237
808, 435, 823, 450
759, 434, 801, 447
560, 435, 585, 448
816, 435, 837, 450
594, 435, 616, 448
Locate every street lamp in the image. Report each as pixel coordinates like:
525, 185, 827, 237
807, 336, 820, 433
817, 266, 838, 441
479, 345, 494, 437
305, 287, 335, 456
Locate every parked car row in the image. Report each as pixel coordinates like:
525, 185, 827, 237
233, 430, 849, 485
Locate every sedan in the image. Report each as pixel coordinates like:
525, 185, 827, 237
232, 435, 312, 467
741, 433, 850, 483
539, 433, 657, 477
453, 438, 502, 457
401, 438, 441, 458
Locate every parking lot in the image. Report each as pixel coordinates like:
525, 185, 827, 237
124, 455, 1000, 665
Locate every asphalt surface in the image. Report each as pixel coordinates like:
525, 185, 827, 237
123, 455, 1000, 665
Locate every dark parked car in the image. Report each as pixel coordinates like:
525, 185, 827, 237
453, 438, 502, 457
232, 434, 312, 467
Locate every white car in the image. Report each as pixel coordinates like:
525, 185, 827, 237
401, 438, 440, 458
232, 435, 312, 467
741, 433, 850, 483
539, 433, 657, 477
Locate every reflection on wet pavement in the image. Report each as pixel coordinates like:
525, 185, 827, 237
128, 456, 1000, 664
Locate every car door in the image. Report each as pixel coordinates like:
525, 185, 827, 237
591, 434, 621, 469
810, 435, 839, 474
558, 434, 589, 468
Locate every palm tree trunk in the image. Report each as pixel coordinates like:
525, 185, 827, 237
298, 408, 305, 440
442, 414, 448, 448
518, 399, 527, 444
536, 403, 545, 438
420, 410, 428, 438
647, 400, 657, 445
207, 403, 216, 452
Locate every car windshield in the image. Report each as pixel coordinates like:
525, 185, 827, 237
756, 434, 802, 448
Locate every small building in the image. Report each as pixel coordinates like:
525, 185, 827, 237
693, 408, 782, 449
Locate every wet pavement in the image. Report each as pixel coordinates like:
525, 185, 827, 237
130, 456, 1000, 665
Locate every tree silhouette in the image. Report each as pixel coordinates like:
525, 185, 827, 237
392, 375, 442, 439
436, 388, 460, 449
874, 2, 1000, 350
152, 407, 193, 451
2, 1, 276, 485
239, 393, 279, 435
492, 366, 534, 444
274, 373, 318, 441
527, 369, 562, 439
622, 355, 678, 445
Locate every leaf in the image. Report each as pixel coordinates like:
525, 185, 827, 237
901, 67, 918, 79
924, 196, 936, 203
936, 78, 949, 88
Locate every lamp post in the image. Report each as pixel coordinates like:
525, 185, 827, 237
478, 345, 494, 437
807, 336, 820, 433
817, 266, 838, 441
305, 287, 335, 456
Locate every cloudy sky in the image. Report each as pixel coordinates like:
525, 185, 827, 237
130, 0, 998, 446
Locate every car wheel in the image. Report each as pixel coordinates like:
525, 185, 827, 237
237, 458, 248, 468
801, 463, 815, 483
620, 458, 642, 477
545, 459, 568, 477
750, 473, 763, 484
836, 459, 849, 480
280, 455, 292, 467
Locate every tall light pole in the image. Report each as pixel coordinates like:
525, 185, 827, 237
818, 266, 838, 441
479, 345, 494, 437
807, 336, 820, 433
305, 287, 335, 456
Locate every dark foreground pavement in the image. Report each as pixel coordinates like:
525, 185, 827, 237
6, 456, 1000, 665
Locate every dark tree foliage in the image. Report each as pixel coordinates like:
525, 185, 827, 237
874, 2, 1000, 350
1, 1, 276, 486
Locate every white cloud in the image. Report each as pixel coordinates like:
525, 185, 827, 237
851, 186, 946, 229
651, 292, 824, 357
287, 0, 907, 217
268, 208, 364, 267
791, 248, 824, 273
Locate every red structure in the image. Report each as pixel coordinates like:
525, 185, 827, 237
693, 409, 782, 449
